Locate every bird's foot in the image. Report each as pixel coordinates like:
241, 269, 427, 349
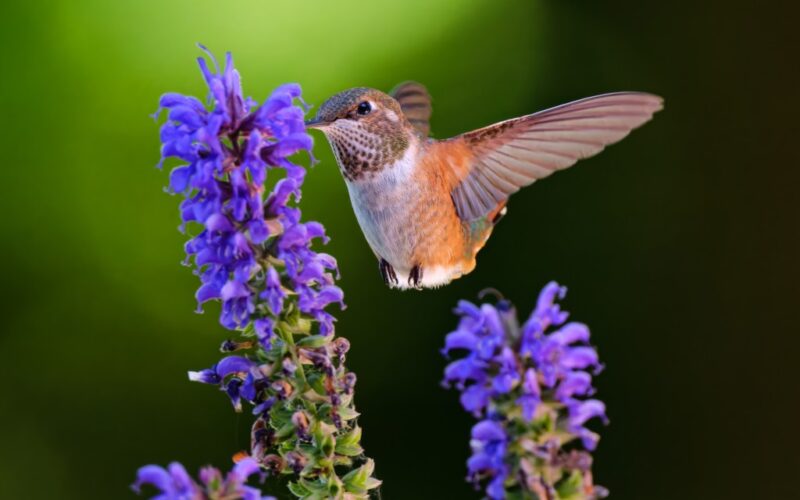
408, 265, 423, 289
379, 259, 398, 287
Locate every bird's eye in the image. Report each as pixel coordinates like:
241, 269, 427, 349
356, 101, 372, 116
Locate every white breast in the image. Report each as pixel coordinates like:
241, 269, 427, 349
345, 143, 420, 276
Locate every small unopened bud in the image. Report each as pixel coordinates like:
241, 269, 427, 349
251, 417, 275, 460
285, 451, 307, 474
261, 454, 284, 475
220, 339, 254, 352
333, 337, 350, 357
554, 449, 593, 471
271, 379, 293, 399
342, 372, 357, 394
330, 407, 342, 430
302, 348, 332, 371
282, 357, 297, 375
291, 411, 310, 439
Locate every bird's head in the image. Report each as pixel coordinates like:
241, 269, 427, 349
306, 87, 414, 180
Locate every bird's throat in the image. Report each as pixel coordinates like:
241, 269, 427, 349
325, 124, 412, 181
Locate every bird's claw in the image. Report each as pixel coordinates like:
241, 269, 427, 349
408, 265, 423, 289
379, 259, 398, 287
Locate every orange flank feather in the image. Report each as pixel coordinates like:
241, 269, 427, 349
408, 140, 500, 279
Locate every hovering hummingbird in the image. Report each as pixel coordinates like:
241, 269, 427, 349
306, 82, 662, 290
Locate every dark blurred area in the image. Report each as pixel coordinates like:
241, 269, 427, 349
1, 1, 798, 498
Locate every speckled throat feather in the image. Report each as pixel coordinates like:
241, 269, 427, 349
325, 119, 410, 181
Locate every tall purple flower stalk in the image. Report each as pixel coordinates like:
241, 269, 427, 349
443, 283, 608, 499
134, 46, 379, 500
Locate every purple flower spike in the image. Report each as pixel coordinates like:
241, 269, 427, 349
145, 47, 377, 500
443, 282, 608, 499
133, 459, 274, 500
154, 46, 331, 331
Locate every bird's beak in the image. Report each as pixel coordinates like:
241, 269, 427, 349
304, 118, 330, 129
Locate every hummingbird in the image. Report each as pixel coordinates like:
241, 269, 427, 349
306, 82, 662, 290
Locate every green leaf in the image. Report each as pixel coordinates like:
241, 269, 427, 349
337, 425, 361, 446
320, 433, 335, 457
287, 481, 311, 498
308, 373, 328, 397
338, 391, 353, 408
288, 317, 312, 334
298, 478, 329, 494
269, 403, 294, 427
334, 443, 363, 457
342, 459, 381, 494
555, 470, 584, 499
328, 478, 343, 497
333, 455, 353, 467
240, 322, 256, 338
335, 425, 363, 456
275, 421, 296, 439
362, 477, 381, 490
297, 335, 330, 348
337, 406, 360, 421
317, 403, 333, 419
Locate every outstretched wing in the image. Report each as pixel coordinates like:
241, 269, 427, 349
451, 92, 663, 221
390, 81, 432, 137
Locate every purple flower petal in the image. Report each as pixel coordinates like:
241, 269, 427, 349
188, 368, 220, 385
486, 474, 507, 500
443, 328, 479, 354
221, 280, 250, 300
461, 385, 491, 415
568, 399, 607, 428
216, 355, 255, 377
556, 371, 593, 400
560, 346, 599, 369
254, 318, 275, 349
471, 420, 506, 442
132, 465, 173, 493
230, 457, 261, 482
549, 322, 590, 346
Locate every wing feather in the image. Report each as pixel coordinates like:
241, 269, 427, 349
451, 92, 663, 220
390, 81, 432, 137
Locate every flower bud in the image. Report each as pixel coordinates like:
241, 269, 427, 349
291, 411, 310, 439
271, 379, 293, 399
342, 372, 357, 394
261, 454, 284, 475
250, 417, 276, 462
332, 337, 350, 357
220, 339, 254, 352
282, 357, 297, 375
285, 451, 307, 474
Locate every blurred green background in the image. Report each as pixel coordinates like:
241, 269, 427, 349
2, 0, 798, 498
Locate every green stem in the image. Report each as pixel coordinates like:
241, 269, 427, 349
278, 324, 309, 389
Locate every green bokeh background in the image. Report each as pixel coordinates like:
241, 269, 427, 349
2, 1, 798, 498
